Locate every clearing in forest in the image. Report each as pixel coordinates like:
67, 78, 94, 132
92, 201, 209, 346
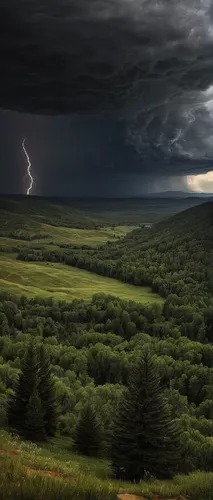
0, 254, 163, 304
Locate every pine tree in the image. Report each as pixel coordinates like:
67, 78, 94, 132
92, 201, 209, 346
75, 403, 103, 457
7, 342, 40, 437
38, 345, 57, 437
7, 342, 57, 442
25, 388, 46, 442
111, 350, 180, 482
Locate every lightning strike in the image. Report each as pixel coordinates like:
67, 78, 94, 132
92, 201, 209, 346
22, 138, 34, 195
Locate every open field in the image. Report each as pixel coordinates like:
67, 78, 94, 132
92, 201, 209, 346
38, 223, 134, 245
0, 431, 213, 500
0, 225, 135, 253
0, 254, 163, 304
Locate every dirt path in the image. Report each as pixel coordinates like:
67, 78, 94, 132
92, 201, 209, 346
0, 449, 185, 500
118, 494, 184, 500
0, 449, 20, 458
0, 449, 75, 481
25, 466, 78, 482
118, 494, 144, 500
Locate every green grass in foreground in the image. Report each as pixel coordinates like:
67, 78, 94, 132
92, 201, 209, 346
0, 254, 163, 304
0, 431, 213, 500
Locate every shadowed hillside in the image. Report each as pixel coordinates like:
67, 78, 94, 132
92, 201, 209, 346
0, 195, 211, 236
0, 195, 99, 233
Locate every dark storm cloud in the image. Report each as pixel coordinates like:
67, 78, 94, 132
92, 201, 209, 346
1, 0, 213, 177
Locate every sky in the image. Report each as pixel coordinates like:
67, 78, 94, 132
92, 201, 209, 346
0, 0, 213, 196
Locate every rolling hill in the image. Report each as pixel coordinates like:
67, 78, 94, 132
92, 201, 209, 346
0, 194, 210, 236
39, 202, 212, 340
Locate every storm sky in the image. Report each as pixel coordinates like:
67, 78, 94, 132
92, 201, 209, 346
1, 0, 213, 196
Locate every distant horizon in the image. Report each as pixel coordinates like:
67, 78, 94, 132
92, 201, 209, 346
0, 191, 212, 200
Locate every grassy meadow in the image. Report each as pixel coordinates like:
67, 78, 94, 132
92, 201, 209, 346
0, 254, 163, 304
0, 431, 213, 500
0, 196, 163, 305
0, 224, 135, 252
36, 223, 134, 246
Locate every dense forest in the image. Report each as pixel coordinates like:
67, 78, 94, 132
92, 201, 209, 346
0, 201, 213, 481
0, 292, 213, 473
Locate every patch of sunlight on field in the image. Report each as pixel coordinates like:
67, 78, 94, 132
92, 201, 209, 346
0, 254, 163, 304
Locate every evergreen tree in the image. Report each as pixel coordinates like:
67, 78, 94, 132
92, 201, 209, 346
111, 350, 180, 482
7, 342, 40, 437
38, 345, 57, 437
25, 388, 46, 442
75, 403, 103, 457
7, 342, 57, 441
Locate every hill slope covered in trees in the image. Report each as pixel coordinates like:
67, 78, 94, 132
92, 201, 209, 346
19, 202, 213, 342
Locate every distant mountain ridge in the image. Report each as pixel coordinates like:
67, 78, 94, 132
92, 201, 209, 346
145, 191, 213, 199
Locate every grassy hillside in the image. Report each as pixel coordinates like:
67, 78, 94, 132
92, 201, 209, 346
0, 253, 163, 304
0, 224, 134, 252
1, 431, 213, 500
0, 195, 164, 304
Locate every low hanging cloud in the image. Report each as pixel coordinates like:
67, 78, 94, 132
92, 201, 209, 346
1, 0, 213, 178
187, 170, 213, 192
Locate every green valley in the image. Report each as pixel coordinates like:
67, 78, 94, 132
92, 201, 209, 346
0, 197, 213, 500
2, 2, 213, 497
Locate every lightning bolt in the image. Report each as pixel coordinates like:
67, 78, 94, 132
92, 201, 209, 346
22, 138, 34, 195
